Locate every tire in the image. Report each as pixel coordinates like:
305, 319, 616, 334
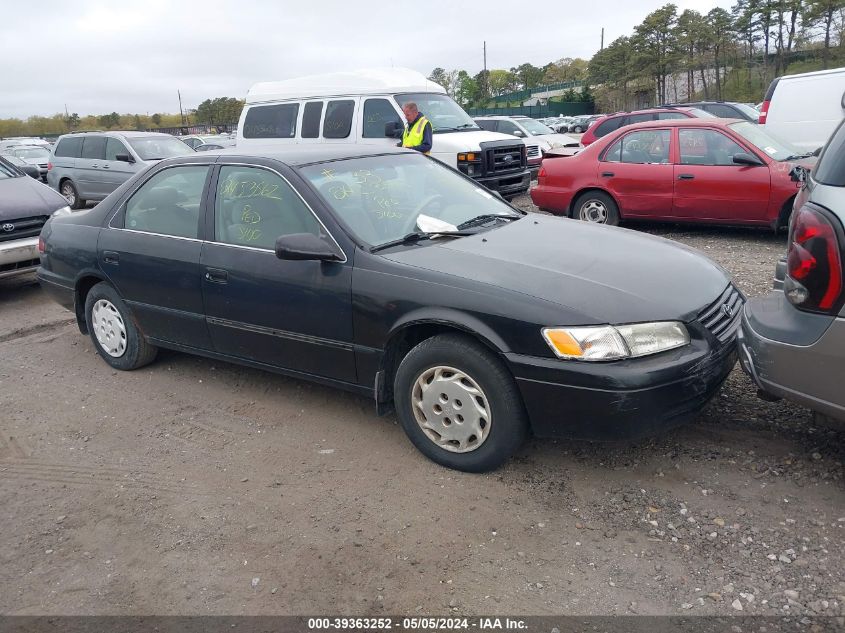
394, 333, 528, 472
573, 126, 583, 133
60, 179, 85, 210
84, 282, 157, 370
572, 190, 620, 226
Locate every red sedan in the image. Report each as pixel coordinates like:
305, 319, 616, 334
532, 118, 814, 229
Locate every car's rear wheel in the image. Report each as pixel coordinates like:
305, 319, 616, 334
573, 191, 620, 226
60, 179, 85, 210
84, 282, 157, 370
573, 125, 584, 133
394, 333, 528, 472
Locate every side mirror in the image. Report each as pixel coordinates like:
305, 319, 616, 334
275, 233, 343, 262
384, 121, 404, 139
732, 152, 763, 166
789, 164, 807, 183
19, 164, 40, 179
512, 130, 525, 137
115, 154, 135, 164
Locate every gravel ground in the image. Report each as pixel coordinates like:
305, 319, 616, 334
0, 194, 843, 619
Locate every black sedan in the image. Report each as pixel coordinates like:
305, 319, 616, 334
37, 147, 740, 471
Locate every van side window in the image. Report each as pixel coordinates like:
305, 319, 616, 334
362, 99, 400, 138
243, 104, 299, 139
323, 100, 355, 139
302, 102, 323, 139
81, 136, 106, 160
54, 137, 83, 158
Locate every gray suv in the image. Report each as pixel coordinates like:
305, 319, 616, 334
739, 118, 845, 422
47, 131, 194, 208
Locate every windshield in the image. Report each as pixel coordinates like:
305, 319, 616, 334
299, 153, 519, 247
729, 121, 803, 161
733, 103, 761, 120
128, 136, 195, 160
518, 119, 555, 136
688, 108, 717, 118
394, 93, 480, 133
14, 147, 50, 160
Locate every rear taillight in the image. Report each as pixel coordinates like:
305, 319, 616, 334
37, 236, 45, 254
538, 166, 547, 184
784, 205, 843, 313
759, 101, 770, 124
47, 162, 53, 171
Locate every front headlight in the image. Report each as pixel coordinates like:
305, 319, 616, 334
542, 322, 690, 361
51, 206, 72, 217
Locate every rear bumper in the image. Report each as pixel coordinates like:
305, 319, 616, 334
530, 184, 575, 214
738, 295, 845, 421
475, 169, 531, 196
507, 335, 737, 440
0, 237, 40, 279
36, 267, 76, 311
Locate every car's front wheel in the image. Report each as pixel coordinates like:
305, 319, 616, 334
573, 191, 620, 226
84, 282, 157, 370
60, 179, 85, 210
394, 334, 528, 472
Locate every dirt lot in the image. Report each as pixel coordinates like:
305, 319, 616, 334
1, 197, 843, 617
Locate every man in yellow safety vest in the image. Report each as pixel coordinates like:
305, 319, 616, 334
399, 102, 432, 155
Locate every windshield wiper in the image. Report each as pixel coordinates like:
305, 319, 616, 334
455, 123, 479, 129
457, 213, 520, 230
783, 153, 814, 161
370, 230, 475, 253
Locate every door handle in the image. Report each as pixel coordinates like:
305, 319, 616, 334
101, 164, 110, 169
601, 171, 615, 177
678, 174, 695, 180
204, 268, 228, 284
102, 251, 119, 265
91, 163, 99, 168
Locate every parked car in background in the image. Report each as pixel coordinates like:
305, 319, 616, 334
0, 137, 51, 153
580, 106, 715, 146
38, 145, 739, 472
2, 144, 51, 180
180, 134, 233, 149
237, 68, 531, 199
739, 118, 845, 423
666, 101, 761, 122
532, 118, 814, 229
760, 67, 845, 154
474, 116, 581, 175
194, 137, 237, 152
47, 131, 195, 209
0, 155, 70, 280
567, 116, 593, 133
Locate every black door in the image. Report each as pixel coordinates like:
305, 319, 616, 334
200, 163, 356, 383
98, 164, 213, 350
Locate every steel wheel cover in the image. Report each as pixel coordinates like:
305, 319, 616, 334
411, 365, 491, 453
579, 199, 608, 223
60, 183, 76, 205
91, 299, 127, 357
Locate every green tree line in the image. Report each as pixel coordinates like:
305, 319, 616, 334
0, 97, 244, 138
589, 0, 844, 112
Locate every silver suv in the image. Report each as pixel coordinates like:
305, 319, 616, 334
739, 118, 845, 422
47, 131, 194, 208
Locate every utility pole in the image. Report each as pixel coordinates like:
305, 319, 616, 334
178, 90, 185, 126
483, 40, 487, 73
601, 28, 604, 51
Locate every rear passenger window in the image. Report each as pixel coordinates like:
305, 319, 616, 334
243, 104, 299, 139
54, 137, 83, 158
657, 112, 687, 120
105, 138, 129, 161
125, 166, 209, 238
626, 113, 656, 125
81, 136, 106, 160
594, 117, 623, 138
705, 105, 737, 118
323, 100, 355, 139
302, 102, 323, 139
363, 99, 401, 138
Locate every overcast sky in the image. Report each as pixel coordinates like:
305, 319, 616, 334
3, 0, 733, 119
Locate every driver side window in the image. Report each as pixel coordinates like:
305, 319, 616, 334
214, 166, 322, 250
125, 166, 208, 238
496, 121, 520, 136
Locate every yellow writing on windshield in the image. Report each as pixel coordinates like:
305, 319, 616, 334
221, 178, 281, 200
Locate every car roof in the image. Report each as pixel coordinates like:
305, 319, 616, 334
610, 118, 742, 131
187, 144, 414, 166
56, 131, 175, 139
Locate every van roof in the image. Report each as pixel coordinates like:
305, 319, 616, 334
246, 67, 446, 103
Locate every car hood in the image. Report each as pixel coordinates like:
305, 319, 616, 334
536, 133, 580, 147
432, 129, 527, 151
0, 175, 68, 221
382, 215, 731, 324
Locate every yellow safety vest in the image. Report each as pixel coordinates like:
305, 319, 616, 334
402, 115, 431, 155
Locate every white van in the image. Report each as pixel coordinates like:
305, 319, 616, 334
760, 67, 845, 153
237, 68, 531, 198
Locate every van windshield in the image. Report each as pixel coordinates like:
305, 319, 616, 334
128, 136, 196, 161
394, 93, 480, 133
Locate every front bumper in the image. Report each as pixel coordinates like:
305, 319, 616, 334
0, 237, 40, 279
738, 294, 844, 421
508, 333, 737, 440
474, 169, 531, 197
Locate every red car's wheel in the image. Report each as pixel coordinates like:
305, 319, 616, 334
573, 191, 620, 226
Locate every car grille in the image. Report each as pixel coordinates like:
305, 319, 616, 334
0, 215, 49, 243
697, 284, 744, 344
526, 145, 540, 158
486, 145, 524, 174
